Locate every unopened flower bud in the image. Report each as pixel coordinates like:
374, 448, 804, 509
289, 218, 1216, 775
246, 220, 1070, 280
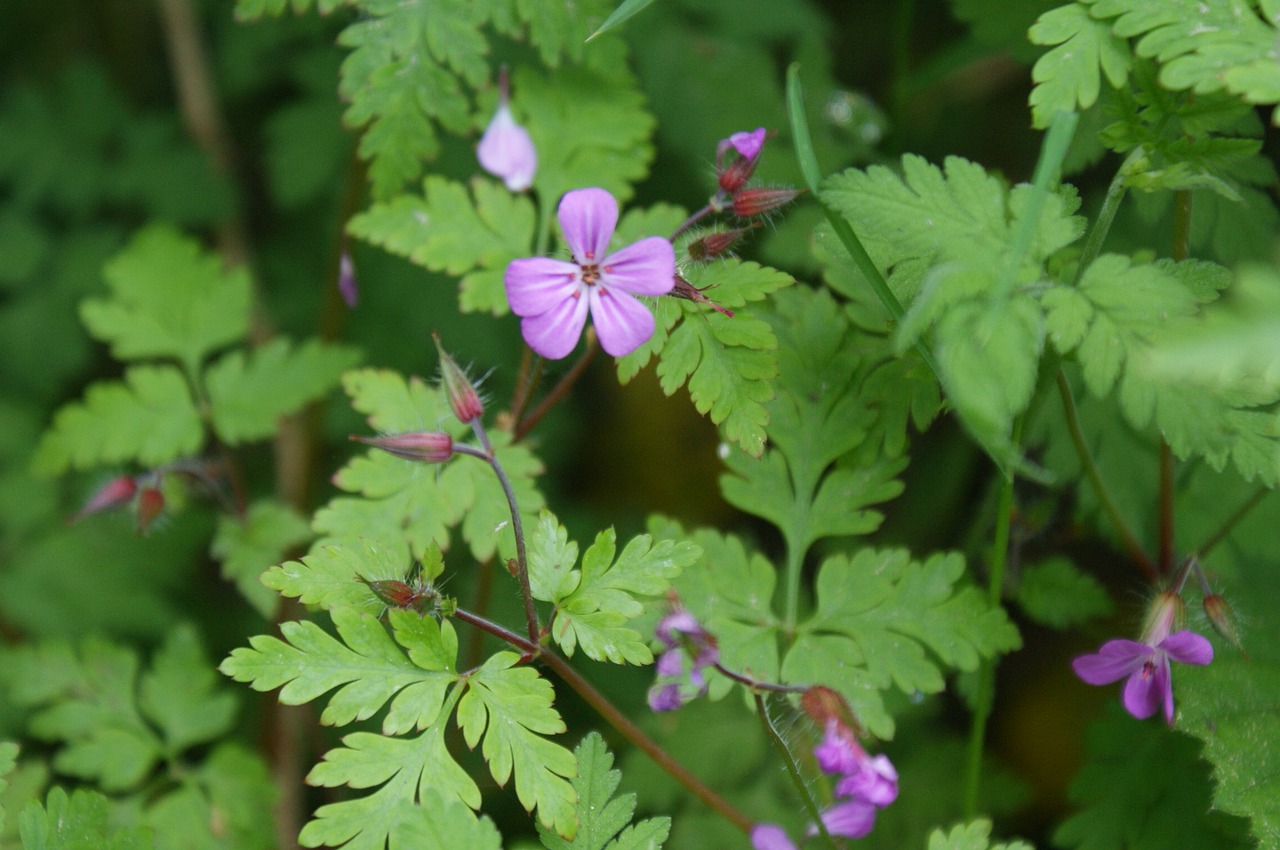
71, 475, 137, 523
358, 575, 432, 612
687, 225, 756, 262
715, 127, 768, 193
433, 334, 484, 423
732, 186, 804, 219
477, 68, 536, 192
136, 487, 165, 535
801, 685, 860, 733
1203, 593, 1245, 652
352, 432, 454, 463
670, 274, 734, 318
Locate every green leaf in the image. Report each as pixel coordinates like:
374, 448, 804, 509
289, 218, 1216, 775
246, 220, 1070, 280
926, 820, 1034, 850
205, 338, 359, 444
1028, 3, 1132, 128
211, 499, 314, 618
1055, 704, 1252, 850
529, 514, 699, 665
1088, 0, 1280, 122
787, 549, 1021, 739
1015, 556, 1114, 629
80, 225, 250, 375
538, 732, 670, 850
147, 743, 276, 850
0, 740, 16, 836
374, 794, 502, 850
314, 369, 545, 562
1178, 653, 1280, 849
234, 0, 348, 17
18, 787, 152, 850
139, 625, 238, 755
33, 365, 203, 474
617, 258, 790, 457
457, 653, 577, 837
9, 638, 161, 791
720, 287, 905, 557
262, 537, 411, 613
348, 177, 535, 315
220, 607, 458, 734
587, 0, 659, 41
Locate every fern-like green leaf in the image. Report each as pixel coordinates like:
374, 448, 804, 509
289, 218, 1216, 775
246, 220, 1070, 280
211, 499, 314, 618
1015, 557, 1114, 629
80, 226, 251, 376
456, 652, 578, 837
1029, 3, 1132, 128
348, 177, 535, 315
927, 820, 1034, 850
205, 338, 359, 444
33, 365, 202, 474
262, 537, 411, 613
18, 787, 153, 850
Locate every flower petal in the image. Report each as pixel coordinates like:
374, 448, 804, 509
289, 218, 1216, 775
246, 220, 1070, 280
1122, 664, 1162, 719
505, 257, 580, 317
647, 683, 685, 712
817, 799, 877, 840
729, 127, 767, 160
520, 295, 589, 360
1159, 630, 1214, 666
601, 236, 676, 297
1156, 655, 1176, 725
589, 288, 655, 357
558, 188, 617, 264
814, 720, 861, 777
751, 824, 797, 850
836, 754, 899, 807
655, 649, 683, 677
1072, 639, 1150, 685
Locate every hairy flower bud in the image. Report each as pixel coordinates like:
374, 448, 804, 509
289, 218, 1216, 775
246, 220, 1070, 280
686, 225, 756, 262
71, 474, 137, 523
433, 334, 484, 423
670, 274, 734, 318
358, 575, 433, 612
732, 186, 804, 219
1203, 593, 1245, 652
715, 127, 768, 193
352, 432, 454, 463
136, 486, 165, 535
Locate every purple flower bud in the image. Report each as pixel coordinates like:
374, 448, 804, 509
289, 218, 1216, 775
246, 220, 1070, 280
351, 432, 454, 464
715, 127, 768, 193
732, 186, 804, 219
136, 486, 165, 536
478, 70, 536, 192
338, 252, 358, 308
71, 475, 137, 523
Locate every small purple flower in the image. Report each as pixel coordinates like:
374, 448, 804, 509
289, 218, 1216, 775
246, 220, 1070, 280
505, 188, 675, 359
1073, 631, 1213, 724
478, 71, 536, 192
812, 798, 878, 840
338, 252, 358, 308
717, 127, 767, 165
716, 127, 769, 193
646, 606, 719, 712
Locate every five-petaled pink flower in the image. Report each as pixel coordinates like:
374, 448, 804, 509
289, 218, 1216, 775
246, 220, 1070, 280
1072, 590, 1213, 725
1072, 631, 1213, 725
505, 188, 675, 359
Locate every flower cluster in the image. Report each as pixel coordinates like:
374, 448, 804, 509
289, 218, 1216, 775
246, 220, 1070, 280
1072, 590, 1213, 725
647, 606, 720, 711
753, 687, 898, 848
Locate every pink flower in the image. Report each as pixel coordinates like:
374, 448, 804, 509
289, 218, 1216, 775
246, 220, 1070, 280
812, 798, 877, 840
715, 127, 769, 193
477, 74, 536, 192
505, 188, 675, 359
750, 824, 795, 850
647, 606, 719, 712
1073, 631, 1213, 724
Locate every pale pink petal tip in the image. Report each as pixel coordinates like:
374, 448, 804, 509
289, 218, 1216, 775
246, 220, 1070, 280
478, 103, 537, 192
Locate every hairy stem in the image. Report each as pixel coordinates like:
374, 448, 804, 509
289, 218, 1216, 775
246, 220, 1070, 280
670, 203, 718, 242
755, 692, 835, 848
1056, 372, 1158, 580
963, 418, 1019, 819
452, 608, 754, 833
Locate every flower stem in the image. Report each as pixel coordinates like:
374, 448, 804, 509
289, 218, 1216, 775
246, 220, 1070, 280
714, 663, 807, 694
1056, 371, 1159, 580
1071, 148, 1143, 288
1191, 486, 1270, 558
510, 348, 543, 427
754, 692, 836, 849
963, 417, 1020, 819
515, 329, 598, 442
453, 606, 753, 832
1158, 440, 1175, 575
469, 422, 541, 644
670, 203, 718, 242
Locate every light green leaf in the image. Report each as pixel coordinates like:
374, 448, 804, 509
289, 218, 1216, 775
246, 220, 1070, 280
19, 787, 152, 850
927, 819, 1034, 850
139, 625, 238, 755
587, 0, 659, 41
205, 338, 359, 444
1029, 3, 1132, 128
33, 365, 202, 474
0, 740, 17, 836
787, 549, 1021, 739
348, 177, 536, 315
234, 0, 347, 18
80, 225, 250, 374
457, 653, 577, 837
1015, 557, 1114, 629
538, 732, 670, 850
211, 499, 313, 618
263, 537, 412, 613
220, 607, 457, 734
